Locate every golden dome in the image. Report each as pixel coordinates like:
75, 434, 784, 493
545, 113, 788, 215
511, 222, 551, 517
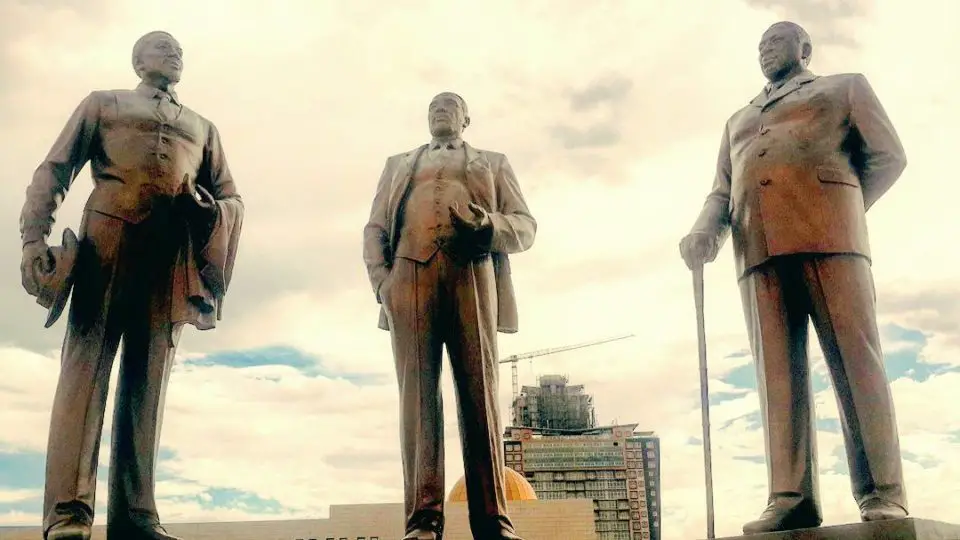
447, 467, 538, 502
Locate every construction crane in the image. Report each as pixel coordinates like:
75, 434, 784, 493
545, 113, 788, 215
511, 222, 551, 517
498, 333, 635, 411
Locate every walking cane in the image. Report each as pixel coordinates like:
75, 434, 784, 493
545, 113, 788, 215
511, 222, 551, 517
693, 263, 716, 539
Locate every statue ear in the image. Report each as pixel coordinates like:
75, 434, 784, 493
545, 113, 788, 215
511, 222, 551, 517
463, 116, 471, 129
801, 42, 813, 66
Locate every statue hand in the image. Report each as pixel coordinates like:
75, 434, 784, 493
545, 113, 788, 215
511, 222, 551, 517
449, 202, 493, 257
20, 240, 52, 297
449, 202, 491, 231
178, 176, 218, 224
679, 232, 717, 270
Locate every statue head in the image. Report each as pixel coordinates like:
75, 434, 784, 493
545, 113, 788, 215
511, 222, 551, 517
132, 30, 183, 87
428, 92, 470, 138
758, 21, 812, 82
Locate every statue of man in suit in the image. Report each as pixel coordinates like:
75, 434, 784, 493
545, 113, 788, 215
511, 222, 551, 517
679, 21, 909, 534
363, 92, 536, 540
19, 31, 243, 540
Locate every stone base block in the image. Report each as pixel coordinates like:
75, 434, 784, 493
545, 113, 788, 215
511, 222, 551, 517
708, 518, 960, 540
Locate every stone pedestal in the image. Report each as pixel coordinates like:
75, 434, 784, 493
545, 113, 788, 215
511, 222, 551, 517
708, 518, 960, 540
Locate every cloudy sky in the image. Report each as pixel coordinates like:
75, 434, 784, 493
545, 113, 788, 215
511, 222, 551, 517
1, 0, 958, 538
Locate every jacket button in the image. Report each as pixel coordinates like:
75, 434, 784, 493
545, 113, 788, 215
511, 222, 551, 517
760, 178, 771, 186
758, 149, 767, 157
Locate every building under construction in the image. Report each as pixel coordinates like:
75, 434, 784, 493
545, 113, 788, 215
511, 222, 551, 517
511, 374, 597, 431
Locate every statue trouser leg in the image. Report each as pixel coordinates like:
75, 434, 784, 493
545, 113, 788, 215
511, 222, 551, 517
802, 254, 906, 512
384, 255, 446, 533
42, 212, 180, 536
442, 254, 516, 538
106, 216, 182, 532
43, 212, 127, 535
740, 254, 906, 531
739, 256, 822, 529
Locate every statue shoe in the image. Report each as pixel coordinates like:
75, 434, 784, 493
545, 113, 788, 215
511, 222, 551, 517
860, 498, 908, 522
401, 529, 441, 540
473, 516, 524, 540
45, 518, 92, 540
402, 510, 443, 540
107, 522, 182, 540
742, 499, 821, 534
489, 528, 524, 540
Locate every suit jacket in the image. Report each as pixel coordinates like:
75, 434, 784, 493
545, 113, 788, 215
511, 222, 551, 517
20, 85, 237, 243
170, 195, 244, 332
363, 142, 537, 333
690, 70, 907, 278
21, 85, 244, 331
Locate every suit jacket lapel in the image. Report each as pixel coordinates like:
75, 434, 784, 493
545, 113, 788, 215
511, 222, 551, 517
463, 142, 495, 208
752, 70, 818, 109
386, 144, 425, 249
387, 144, 425, 209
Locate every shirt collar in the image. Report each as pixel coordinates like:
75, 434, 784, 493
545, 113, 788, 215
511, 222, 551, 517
764, 69, 813, 95
429, 137, 464, 151
136, 82, 180, 105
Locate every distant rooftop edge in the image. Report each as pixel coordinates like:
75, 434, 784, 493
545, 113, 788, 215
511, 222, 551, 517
505, 423, 657, 437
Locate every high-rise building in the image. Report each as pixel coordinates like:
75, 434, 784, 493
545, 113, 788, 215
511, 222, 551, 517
511, 374, 597, 430
503, 423, 661, 540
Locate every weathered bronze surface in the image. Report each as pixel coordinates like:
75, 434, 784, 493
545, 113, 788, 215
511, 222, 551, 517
363, 92, 536, 540
19, 31, 243, 540
680, 21, 908, 535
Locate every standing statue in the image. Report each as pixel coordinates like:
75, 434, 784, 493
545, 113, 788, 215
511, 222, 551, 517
19, 31, 243, 540
363, 92, 536, 540
679, 21, 908, 534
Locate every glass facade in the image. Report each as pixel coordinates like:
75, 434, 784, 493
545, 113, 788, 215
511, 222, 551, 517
504, 425, 661, 540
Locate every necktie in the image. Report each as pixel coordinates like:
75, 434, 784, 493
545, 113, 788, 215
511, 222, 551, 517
157, 93, 176, 123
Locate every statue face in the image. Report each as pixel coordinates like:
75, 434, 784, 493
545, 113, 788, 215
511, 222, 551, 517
428, 93, 467, 138
758, 24, 804, 81
137, 33, 183, 84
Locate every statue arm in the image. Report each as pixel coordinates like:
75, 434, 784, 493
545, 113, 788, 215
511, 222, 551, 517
487, 154, 537, 254
20, 91, 102, 246
689, 123, 733, 259
200, 122, 241, 203
363, 157, 394, 302
848, 73, 907, 211
194, 121, 244, 304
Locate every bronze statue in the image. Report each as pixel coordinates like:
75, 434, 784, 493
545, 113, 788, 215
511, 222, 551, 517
19, 31, 243, 540
680, 21, 908, 534
363, 92, 536, 540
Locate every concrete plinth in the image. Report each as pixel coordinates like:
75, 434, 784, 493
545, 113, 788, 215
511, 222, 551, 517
708, 518, 960, 540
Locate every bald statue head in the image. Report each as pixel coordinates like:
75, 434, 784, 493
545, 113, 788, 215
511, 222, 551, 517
427, 92, 470, 138
132, 30, 183, 87
758, 21, 812, 82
